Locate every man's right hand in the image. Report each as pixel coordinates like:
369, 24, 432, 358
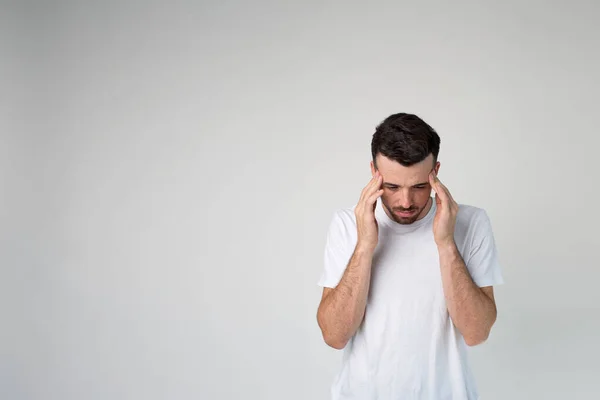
354, 170, 384, 253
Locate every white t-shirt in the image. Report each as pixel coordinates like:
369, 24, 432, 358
317, 197, 504, 400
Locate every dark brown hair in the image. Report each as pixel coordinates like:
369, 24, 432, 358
371, 113, 441, 167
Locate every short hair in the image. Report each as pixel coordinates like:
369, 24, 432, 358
371, 113, 441, 167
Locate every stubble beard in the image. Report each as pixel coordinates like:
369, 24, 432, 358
383, 197, 431, 225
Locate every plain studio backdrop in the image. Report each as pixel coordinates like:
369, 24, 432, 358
2, 1, 599, 399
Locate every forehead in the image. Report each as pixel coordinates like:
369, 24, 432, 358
376, 154, 434, 186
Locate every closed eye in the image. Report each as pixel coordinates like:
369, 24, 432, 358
384, 184, 428, 190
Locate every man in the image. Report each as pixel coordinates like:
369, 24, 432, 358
316, 113, 504, 400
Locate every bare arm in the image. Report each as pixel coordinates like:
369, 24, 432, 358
429, 170, 498, 346
316, 169, 383, 349
438, 243, 497, 346
316, 244, 374, 349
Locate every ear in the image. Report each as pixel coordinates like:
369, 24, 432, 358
434, 161, 440, 175
370, 160, 376, 177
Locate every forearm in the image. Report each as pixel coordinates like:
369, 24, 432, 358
438, 242, 497, 345
317, 245, 374, 349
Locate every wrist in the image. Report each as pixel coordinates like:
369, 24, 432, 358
356, 241, 376, 255
436, 239, 458, 256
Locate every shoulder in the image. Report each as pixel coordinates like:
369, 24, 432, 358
456, 202, 489, 221
329, 205, 358, 227
326, 205, 359, 238
455, 202, 495, 236
324, 205, 359, 248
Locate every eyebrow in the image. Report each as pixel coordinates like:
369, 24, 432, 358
383, 181, 429, 187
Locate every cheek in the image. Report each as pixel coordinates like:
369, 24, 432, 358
380, 192, 391, 204
416, 190, 431, 205
380, 190, 393, 201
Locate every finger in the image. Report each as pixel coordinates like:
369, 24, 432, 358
429, 171, 441, 194
435, 178, 456, 205
359, 172, 377, 201
362, 170, 380, 194
362, 172, 382, 200
367, 188, 384, 205
428, 171, 436, 190
430, 172, 451, 206
436, 181, 458, 213
368, 188, 384, 212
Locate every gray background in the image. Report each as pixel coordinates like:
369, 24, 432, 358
2, 1, 599, 399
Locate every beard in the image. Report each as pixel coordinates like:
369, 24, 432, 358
382, 197, 431, 225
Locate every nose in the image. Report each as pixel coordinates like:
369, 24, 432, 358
398, 189, 413, 209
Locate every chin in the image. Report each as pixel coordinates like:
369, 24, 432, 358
394, 215, 419, 225
383, 201, 424, 225
392, 206, 425, 224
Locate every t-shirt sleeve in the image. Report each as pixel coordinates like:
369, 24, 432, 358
317, 209, 356, 288
465, 209, 505, 287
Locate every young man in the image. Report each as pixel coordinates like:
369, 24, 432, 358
316, 113, 504, 399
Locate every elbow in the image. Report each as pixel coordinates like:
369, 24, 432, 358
464, 335, 487, 347
464, 314, 497, 347
317, 309, 348, 350
323, 334, 348, 350
464, 330, 490, 347
317, 319, 348, 349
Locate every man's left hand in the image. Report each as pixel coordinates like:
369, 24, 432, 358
429, 171, 459, 248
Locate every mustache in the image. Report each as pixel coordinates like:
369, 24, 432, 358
393, 207, 416, 212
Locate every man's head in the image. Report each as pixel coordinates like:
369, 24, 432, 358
370, 113, 441, 224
